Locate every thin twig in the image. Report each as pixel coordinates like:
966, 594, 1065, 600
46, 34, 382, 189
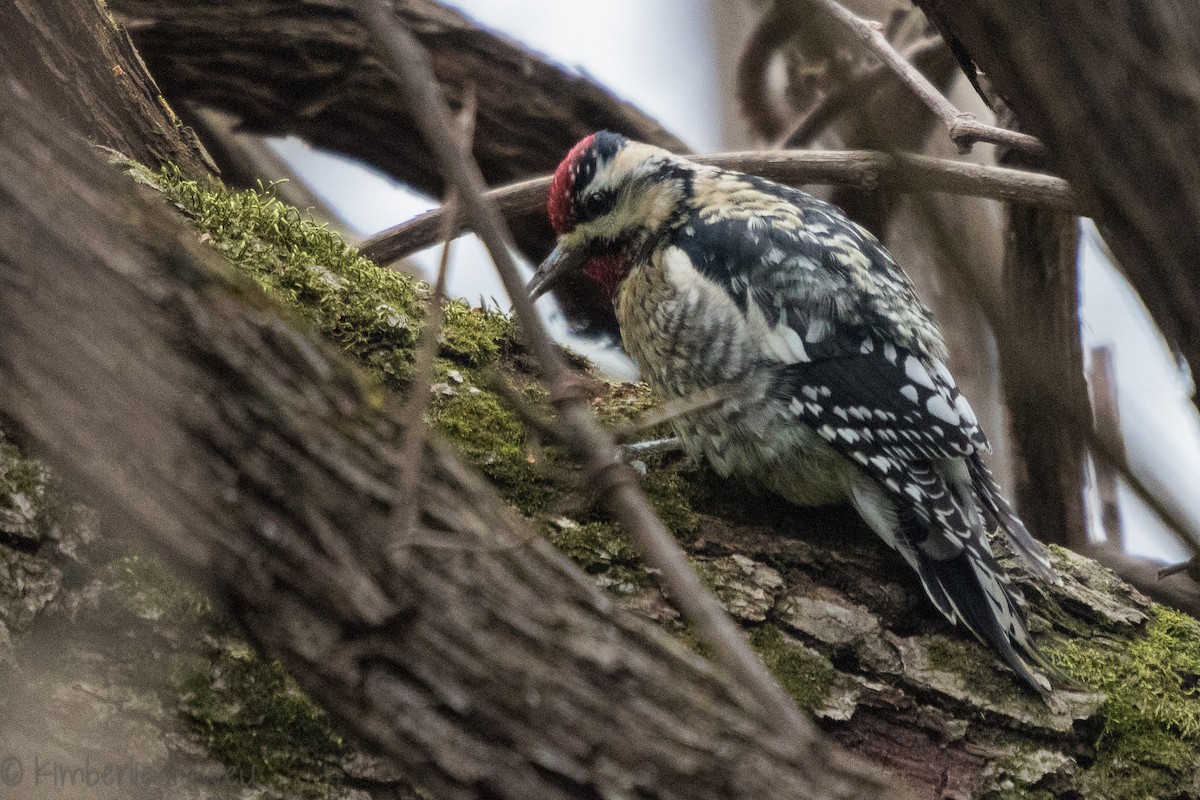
352, 0, 833, 750
390, 205, 454, 532
774, 35, 947, 149
1157, 558, 1199, 581
1083, 545, 1200, 619
614, 382, 744, 445
390, 90, 476, 549
802, 0, 1047, 156
360, 150, 1077, 265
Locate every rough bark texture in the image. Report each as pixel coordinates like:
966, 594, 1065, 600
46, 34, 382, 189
0, 0, 212, 178
9, 98, 1200, 797
913, 1, 1200, 419
3, 1, 1200, 797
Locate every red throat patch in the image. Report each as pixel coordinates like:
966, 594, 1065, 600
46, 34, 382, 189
548, 134, 596, 234
582, 250, 633, 300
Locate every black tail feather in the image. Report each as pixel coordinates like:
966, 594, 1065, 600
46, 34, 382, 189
921, 540, 1052, 694
967, 454, 1058, 583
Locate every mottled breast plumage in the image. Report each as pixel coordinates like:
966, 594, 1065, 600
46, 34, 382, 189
616, 166, 988, 497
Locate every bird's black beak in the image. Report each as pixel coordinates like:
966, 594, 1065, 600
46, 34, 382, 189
527, 242, 586, 301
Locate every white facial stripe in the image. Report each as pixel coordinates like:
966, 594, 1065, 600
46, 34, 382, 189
574, 143, 679, 242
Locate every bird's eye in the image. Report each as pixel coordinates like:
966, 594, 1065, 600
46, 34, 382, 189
579, 189, 616, 221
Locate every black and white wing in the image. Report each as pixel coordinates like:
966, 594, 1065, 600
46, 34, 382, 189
674, 176, 1057, 691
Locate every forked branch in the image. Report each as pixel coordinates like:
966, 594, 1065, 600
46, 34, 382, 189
799, 0, 1046, 156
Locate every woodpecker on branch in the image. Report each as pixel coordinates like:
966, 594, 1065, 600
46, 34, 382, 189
529, 132, 1060, 693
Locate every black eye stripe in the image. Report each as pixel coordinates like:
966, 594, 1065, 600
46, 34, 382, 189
577, 188, 617, 223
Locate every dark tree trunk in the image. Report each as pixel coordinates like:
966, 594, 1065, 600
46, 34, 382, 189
998, 204, 1089, 549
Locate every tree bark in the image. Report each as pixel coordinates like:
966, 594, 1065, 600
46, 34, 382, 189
997, 204, 1089, 549
0, 0, 212, 177
10, 81, 1200, 796
913, 1, 1200, 419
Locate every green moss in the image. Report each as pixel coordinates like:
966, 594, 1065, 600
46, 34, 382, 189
639, 468, 700, 537
0, 432, 48, 509
546, 521, 639, 571
427, 377, 554, 515
180, 647, 345, 789
592, 382, 663, 429
1049, 606, 1200, 794
750, 624, 836, 710
103, 554, 213, 625
674, 625, 715, 660
927, 634, 996, 681
138, 164, 548, 513
135, 163, 514, 389
162, 169, 422, 385
440, 301, 515, 365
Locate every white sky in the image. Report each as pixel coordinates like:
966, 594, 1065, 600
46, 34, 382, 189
269, 2, 1200, 563
1079, 225, 1200, 561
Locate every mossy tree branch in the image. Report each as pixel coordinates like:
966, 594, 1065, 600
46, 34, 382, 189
8, 91, 1200, 796
0, 77, 900, 800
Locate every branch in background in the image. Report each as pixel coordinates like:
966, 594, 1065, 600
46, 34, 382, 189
775, 34, 947, 150
350, 0, 880, 770
735, 1, 804, 140
802, 0, 1046, 156
361, 150, 1076, 267
1157, 559, 1199, 581
1086, 346, 1124, 549
1084, 546, 1200, 620
998, 123, 1090, 549
108, 0, 688, 260
1000, 210, 1088, 548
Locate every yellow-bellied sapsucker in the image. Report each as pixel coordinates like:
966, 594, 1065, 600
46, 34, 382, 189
529, 131, 1059, 693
